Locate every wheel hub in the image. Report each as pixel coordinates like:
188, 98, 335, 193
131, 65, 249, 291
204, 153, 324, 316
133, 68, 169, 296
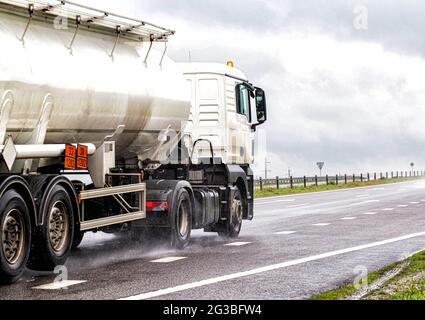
2, 209, 25, 265
48, 201, 69, 253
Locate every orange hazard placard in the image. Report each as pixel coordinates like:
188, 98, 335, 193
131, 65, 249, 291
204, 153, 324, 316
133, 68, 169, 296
64, 157, 76, 170
65, 144, 77, 158
76, 157, 88, 170
77, 144, 88, 158
64, 144, 89, 170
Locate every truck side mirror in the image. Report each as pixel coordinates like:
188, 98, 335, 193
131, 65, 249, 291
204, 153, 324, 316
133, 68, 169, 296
255, 87, 267, 123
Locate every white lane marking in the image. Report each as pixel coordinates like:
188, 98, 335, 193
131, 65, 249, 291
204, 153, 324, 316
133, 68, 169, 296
410, 202, 420, 205
281, 198, 379, 211
421, 200, 425, 202
151, 257, 187, 263
371, 187, 385, 191
274, 231, 297, 235
341, 217, 357, 220
347, 200, 380, 207
356, 194, 369, 198
225, 242, 252, 247
33, 280, 86, 290
256, 199, 295, 205
120, 231, 425, 300
286, 203, 309, 208
362, 212, 377, 215
382, 208, 394, 211
313, 223, 331, 226
397, 205, 409, 208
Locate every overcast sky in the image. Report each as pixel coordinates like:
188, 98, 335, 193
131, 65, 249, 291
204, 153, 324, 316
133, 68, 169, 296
87, 0, 425, 177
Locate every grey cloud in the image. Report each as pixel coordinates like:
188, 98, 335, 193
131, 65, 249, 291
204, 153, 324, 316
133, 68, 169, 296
91, 0, 425, 57
149, 0, 425, 57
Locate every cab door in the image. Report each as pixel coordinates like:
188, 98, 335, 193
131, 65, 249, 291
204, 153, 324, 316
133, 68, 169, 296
226, 80, 254, 165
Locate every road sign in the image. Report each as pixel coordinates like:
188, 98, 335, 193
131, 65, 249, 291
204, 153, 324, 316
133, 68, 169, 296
317, 162, 325, 177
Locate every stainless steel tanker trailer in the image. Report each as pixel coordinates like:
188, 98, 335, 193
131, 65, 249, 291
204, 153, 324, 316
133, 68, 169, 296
0, 0, 267, 284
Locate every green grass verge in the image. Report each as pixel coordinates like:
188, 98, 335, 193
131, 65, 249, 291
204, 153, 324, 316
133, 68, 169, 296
254, 177, 421, 198
312, 251, 425, 300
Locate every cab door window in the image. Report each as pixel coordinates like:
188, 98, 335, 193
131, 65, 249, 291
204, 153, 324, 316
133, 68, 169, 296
236, 84, 251, 122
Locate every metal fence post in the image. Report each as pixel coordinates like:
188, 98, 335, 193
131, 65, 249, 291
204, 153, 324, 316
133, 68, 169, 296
290, 176, 293, 189
260, 177, 263, 191
345, 174, 347, 184
360, 173, 363, 182
276, 176, 280, 190
391, 172, 393, 179
367, 173, 370, 181
374, 173, 377, 180
386, 172, 389, 179
353, 174, 355, 182
315, 175, 318, 186
304, 176, 307, 188
336, 175, 338, 185
326, 175, 329, 185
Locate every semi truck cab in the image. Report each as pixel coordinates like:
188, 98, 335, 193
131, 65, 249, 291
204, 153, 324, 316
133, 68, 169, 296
133, 61, 267, 247
181, 62, 267, 166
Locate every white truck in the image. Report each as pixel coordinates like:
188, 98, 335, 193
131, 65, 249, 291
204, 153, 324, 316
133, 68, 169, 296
0, 0, 267, 284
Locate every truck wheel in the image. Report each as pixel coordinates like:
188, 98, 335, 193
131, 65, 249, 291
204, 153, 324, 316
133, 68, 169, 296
29, 185, 74, 271
170, 189, 192, 249
71, 230, 84, 250
0, 190, 31, 284
219, 188, 243, 239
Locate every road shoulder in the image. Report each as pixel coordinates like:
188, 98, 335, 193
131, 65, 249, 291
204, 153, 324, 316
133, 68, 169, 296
312, 250, 425, 300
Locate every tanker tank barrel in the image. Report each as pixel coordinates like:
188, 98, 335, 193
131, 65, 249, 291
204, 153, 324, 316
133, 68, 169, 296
0, 0, 191, 167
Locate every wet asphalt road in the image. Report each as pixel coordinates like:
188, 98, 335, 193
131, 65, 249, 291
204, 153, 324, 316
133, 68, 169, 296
1, 179, 425, 300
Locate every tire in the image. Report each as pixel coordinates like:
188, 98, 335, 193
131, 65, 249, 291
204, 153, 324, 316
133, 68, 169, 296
29, 185, 74, 271
219, 188, 243, 239
0, 190, 31, 285
71, 230, 84, 250
170, 189, 192, 249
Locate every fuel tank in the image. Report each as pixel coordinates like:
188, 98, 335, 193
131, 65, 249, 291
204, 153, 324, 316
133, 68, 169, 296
0, 4, 191, 166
